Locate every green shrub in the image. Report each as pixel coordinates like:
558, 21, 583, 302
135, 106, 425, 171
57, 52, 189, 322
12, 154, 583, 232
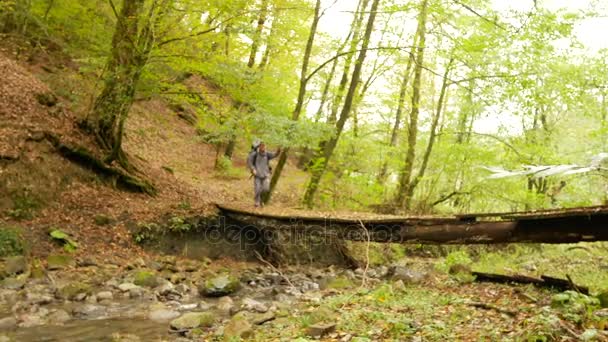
435, 250, 472, 273
7, 189, 41, 220
0, 227, 25, 257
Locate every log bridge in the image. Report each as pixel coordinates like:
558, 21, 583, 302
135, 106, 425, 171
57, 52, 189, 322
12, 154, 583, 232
217, 205, 608, 244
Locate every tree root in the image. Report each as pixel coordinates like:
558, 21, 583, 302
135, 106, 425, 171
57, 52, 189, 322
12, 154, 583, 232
44, 133, 157, 195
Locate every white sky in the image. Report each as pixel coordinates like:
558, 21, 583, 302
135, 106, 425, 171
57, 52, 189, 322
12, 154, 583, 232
312, 0, 608, 135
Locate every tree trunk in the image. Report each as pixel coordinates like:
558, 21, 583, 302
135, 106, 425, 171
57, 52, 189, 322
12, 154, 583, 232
394, 0, 429, 209
405, 57, 454, 209
326, 0, 370, 126
377, 33, 418, 184
88, 0, 149, 170
262, 0, 322, 204
303, 0, 381, 208
223, 137, 237, 159
258, 8, 277, 70
247, 0, 269, 68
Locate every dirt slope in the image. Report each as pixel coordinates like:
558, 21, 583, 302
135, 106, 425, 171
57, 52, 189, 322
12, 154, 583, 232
0, 49, 262, 262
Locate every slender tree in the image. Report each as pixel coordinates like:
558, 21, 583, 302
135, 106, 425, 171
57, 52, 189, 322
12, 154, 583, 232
377, 33, 418, 184
394, 0, 429, 209
303, 0, 382, 207
263, 0, 322, 203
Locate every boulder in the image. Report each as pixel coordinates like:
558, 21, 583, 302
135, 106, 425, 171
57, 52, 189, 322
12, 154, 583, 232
199, 274, 240, 297
170, 312, 216, 330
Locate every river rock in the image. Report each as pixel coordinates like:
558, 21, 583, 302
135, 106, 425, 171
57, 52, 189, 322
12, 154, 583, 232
306, 322, 337, 337
47, 255, 75, 270
393, 280, 406, 292
178, 303, 197, 311
223, 312, 253, 340
241, 298, 268, 313
0, 335, 11, 342
217, 296, 234, 315
97, 291, 113, 300
129, 287, 144, 298
110, 333, 141, 342
57, 282, 92, 300
5, 256, 26, 275
133, 271, 160, 288
170, 312, 216, 330
0, 316, 17, 330
26, 292, 53, 305
18, 313, 44, 328
149, 308, 180, 322
156, 281, 174, 295
118, 283, 139, 292
388, 266, 427, 284
73, 304, 107, 319
252, 312, 275, 325
2, 277, 25, 290
47, 309, 70, 325
199, 274, 240, 297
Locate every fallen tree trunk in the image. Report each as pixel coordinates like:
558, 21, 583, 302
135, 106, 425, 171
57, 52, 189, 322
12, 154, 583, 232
472, 271, 589, 295
217, 205, 608, 244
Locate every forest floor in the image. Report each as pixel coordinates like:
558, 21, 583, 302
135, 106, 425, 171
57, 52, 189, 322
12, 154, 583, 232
1, 36, 607, 341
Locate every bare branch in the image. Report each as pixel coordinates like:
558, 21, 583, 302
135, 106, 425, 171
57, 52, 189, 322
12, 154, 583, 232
452, 0, 505, 30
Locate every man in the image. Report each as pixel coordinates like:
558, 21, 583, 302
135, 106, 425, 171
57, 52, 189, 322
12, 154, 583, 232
247, 141, 281, 207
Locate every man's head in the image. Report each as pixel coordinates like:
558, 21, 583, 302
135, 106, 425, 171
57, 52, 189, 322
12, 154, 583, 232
258, 142, 266, 153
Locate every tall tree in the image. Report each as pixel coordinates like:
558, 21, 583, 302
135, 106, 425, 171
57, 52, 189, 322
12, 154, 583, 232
87, 0, 172, 171
377, 33, 419, 184
248, 0, 270, 68
303, 0, 382, 207
263, 0, 322, 203
326, 0, 370, 125
394, 0, 429, 209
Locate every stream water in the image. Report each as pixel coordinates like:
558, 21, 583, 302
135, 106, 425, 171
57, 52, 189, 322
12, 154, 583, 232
6, 318, 170, 341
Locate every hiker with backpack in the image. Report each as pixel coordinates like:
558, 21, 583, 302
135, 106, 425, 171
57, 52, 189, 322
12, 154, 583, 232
247, 140, 281, 207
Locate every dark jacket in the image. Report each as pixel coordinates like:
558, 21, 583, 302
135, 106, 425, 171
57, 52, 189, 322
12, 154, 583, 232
247, 149, 278, 178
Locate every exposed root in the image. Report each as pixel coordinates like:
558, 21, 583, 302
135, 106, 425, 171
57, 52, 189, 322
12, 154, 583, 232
44, 132, 157, 195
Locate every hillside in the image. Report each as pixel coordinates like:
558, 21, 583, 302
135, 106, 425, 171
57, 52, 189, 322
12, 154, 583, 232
0, 42, 304, 261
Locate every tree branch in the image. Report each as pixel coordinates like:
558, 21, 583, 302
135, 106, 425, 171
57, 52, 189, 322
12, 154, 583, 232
452, 0, 505, 30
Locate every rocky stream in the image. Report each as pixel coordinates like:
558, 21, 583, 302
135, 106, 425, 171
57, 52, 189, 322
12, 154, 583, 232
0, 254, 424, 341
